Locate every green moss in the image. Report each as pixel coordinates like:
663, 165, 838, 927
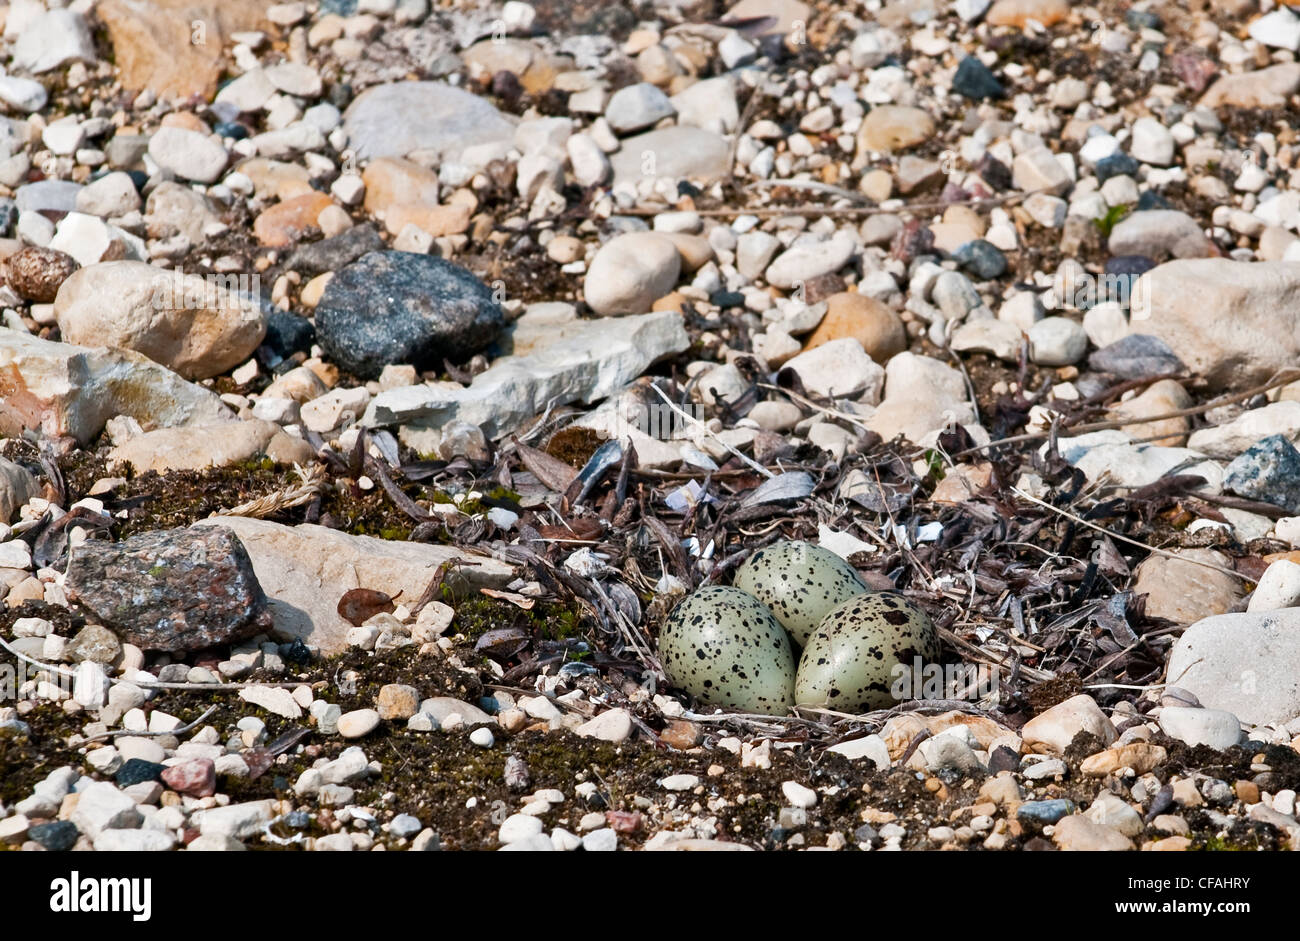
446, 594, 591, 644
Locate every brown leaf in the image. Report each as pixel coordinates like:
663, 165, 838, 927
538, 517, 604, 541
479, 587, 536, 610
513, 438, 579, 491
337, 588, 395, 626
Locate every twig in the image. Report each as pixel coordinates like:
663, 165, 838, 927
743, 178, 869, 203
215, 465, 325, 518
898, 729, 931, 766
0, 634, 312, 692
1012, 487, 1242, 577
620, 193, 1027, 219
954, 368, 1300, 459
82, 705, 220, 743
649, 383, 774, 479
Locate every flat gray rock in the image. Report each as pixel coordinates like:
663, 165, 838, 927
1166, 609, 1300, 726
609, 126, 731, 186
342, 81, 516, 161
191, 517, 514, 654
363, 309, 690, 441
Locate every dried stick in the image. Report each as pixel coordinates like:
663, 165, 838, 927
1012, 487, 1242, 577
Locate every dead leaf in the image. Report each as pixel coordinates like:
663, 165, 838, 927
337, 588, 395, 626
513, 438, 578, 491
480, 587, 536, 609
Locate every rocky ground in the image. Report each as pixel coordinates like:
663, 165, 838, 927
2, 0, 1300, 854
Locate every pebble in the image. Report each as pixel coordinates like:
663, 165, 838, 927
1157, 707, 1242, 751
765, 232, 857, 290
147, 127, 229, 183
781, 339, 884, 401
661, 774, 700, 791
574, 708, 633, 743
1021, 695, 1115, 755
498, 813, 544, 844
1027, 317, 1089, 366
342, 81, 515, 162
782, 781, 817, 809
376, 684, 419, 720
605, 83, 675, 134
581, 828, 618, 852
337, 708, 381, 738
1051, 815, 1133, 851
584, 233, 681, 316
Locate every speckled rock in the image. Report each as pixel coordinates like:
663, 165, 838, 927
314, 252, 505, 379
1224, 435, 1300, 513
2, 246, 78, 302
65, 526, 272, 653
54, 261, 266, 381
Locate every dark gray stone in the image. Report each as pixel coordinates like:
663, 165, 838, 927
65, 526, 272, 653
953, 56, 1004, 100
28, 820, 78, 851
1095, 153, 1140, 183
1087, 333, 1186, 379
115, 758, 165, 787
1224, 434, 1300, 513
286, 223, 384, 277
314, 251, 505, 379
952, 239, 1007, 279
262, 311, 315, 359
1016, 799, 1077, 824
66, 624, 122, 665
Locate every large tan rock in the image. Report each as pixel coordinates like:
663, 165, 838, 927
803, 292, 907, 363
1132, 549, 1242, 625
986, 0, 1070, 28
108, 420, 315, 473
1021, 694, 1116, 755
1107, 379, 1192, 447
0, 458, 37, 524
857, 105, 936, 155
54, 261, 266, 380
98, 0, 274, 102
1130, 260, 1300, 391
190, 517, 515, 653
0, 331, 233, 445
1200, 64, 1300, 110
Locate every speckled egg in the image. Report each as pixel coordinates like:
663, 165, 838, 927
658, 586, 796, 714
733, 541, 869, 646
795, 592, 940, 712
